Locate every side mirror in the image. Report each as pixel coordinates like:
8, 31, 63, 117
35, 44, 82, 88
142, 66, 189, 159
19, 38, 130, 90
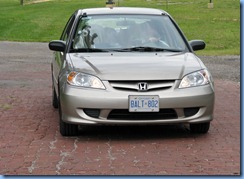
189, 40, 206, 51
49, 40, 66, 52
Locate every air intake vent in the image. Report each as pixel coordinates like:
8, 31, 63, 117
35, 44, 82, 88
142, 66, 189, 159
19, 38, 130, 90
84, 109, 100, 118
184, 107, 200, 117
108, 109, 177, 120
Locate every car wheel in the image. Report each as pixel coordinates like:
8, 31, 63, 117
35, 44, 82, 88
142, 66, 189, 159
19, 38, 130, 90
51, 73, 58, 108
52, 87, 59, 109
59, 101, 79, 136
190, 122, 210, 134
60, 118, 79, 136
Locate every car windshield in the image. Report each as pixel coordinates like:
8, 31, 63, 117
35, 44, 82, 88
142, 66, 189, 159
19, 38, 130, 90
71, 14, 188, 52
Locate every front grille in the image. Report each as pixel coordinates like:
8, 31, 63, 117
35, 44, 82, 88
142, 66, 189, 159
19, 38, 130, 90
107, 109, 177, 120
109, 80, 175, 92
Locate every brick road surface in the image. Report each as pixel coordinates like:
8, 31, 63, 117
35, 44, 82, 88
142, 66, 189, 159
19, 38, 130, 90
0, 42, 240, 175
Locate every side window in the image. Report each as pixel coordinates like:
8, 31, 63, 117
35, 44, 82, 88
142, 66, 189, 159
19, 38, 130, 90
60, 14, 76, 42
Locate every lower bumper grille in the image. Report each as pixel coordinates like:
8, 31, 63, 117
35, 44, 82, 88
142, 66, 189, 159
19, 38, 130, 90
83, 108, 199, 120
107, 109, 177, 120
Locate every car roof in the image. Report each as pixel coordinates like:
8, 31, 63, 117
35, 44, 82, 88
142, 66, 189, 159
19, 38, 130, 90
77, 7, 169, 16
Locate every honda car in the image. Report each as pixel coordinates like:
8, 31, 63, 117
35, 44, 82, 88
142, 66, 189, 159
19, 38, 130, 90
49, 7, 215, 136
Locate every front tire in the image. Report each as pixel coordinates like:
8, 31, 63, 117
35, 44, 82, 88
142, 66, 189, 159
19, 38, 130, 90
59, 100, 79, 136
52, 87, 59, 109
190, 122, 210, 134
51, 73, 58, 109
60, 118, 79, 136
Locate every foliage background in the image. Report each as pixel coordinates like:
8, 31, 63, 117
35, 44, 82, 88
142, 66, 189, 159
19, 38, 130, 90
0, 0, 240, 55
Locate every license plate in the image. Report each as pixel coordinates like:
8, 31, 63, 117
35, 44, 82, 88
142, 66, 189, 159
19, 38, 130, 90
129, 95, 159, 112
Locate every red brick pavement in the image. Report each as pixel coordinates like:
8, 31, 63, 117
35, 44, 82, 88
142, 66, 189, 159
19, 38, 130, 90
0, 47, 240, 175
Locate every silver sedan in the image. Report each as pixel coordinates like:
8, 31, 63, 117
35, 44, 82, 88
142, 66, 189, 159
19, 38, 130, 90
49, 7, 215, 136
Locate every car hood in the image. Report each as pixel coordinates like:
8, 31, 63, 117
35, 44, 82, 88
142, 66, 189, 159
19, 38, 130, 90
68, 52, 203, 81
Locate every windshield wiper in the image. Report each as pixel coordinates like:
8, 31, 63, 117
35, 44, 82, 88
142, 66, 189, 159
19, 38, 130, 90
116, 47, 183, 52
70, 48, 109, 53
70, 47, 183, 53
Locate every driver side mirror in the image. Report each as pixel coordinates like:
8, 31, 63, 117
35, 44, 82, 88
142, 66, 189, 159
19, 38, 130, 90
49, 40, 66, 52
189, 40, 206, 51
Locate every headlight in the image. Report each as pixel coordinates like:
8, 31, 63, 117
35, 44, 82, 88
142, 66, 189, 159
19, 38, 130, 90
67, 72, 105, 89
179, 70, 211, 89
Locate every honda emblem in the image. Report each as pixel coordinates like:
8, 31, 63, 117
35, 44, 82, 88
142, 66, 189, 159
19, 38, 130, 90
138, 82, 148, 91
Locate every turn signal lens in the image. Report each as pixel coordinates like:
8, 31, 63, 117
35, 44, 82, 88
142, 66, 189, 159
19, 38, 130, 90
67, 72, 77, 82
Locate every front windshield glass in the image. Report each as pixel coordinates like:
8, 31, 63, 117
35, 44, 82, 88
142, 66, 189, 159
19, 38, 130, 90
71, 14, 188, 52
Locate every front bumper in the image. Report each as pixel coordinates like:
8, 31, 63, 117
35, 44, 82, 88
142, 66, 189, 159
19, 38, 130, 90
59, 81, 215, 125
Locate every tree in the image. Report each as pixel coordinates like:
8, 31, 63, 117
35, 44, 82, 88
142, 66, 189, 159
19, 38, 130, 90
20, 0, 23, 5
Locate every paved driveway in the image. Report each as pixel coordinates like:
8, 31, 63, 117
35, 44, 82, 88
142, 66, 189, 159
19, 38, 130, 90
0, 42, 240, 175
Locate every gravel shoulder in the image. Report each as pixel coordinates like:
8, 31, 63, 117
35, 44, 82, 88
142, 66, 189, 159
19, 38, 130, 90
200, 55, 240, 82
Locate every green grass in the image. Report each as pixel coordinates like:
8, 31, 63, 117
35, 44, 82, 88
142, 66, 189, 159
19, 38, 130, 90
0, 0, 240, 55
